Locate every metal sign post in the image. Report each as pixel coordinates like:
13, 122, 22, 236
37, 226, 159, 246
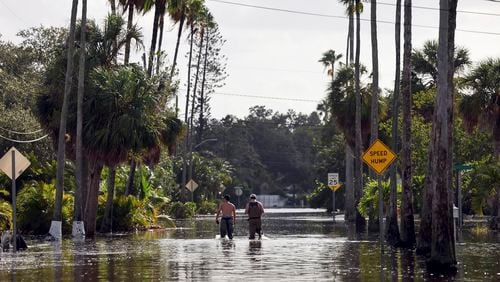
362, 139, 398, 253
0, 147, 31, 253
11, 150, 16, 252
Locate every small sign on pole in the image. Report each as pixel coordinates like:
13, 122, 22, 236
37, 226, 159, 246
0, 147, 31, 252
328, 173, 341, 191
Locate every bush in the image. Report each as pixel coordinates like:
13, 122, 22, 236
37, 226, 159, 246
96, 195, 157, 232
197, 200, 217, 215
17, 181, 73, 234
168, 201, 195, 219
0, 200, 12, 231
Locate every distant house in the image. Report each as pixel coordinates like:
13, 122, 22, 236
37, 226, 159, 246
256, 194, 287, 208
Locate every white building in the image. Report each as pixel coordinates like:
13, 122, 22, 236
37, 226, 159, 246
256, 194, 287, 208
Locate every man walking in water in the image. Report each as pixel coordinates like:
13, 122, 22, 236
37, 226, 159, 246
216, 195, 236, 239
245, 194, 265, 240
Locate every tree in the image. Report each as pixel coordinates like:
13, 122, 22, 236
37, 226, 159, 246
427, 0, 457, 272
144, 0, 167, 75
319, 50, 343, 82
73, 0, 88, 238
353, 0, 365, 230
386, 0, 401, 247
459, 59, 500, 228
400, 0, 416, 247
48, 0, 79, 240
118, 0, 146, 64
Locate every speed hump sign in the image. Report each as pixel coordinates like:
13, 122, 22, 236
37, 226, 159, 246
328, 173, 341, 191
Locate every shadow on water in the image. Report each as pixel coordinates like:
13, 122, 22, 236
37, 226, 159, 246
1, 210, 499, 281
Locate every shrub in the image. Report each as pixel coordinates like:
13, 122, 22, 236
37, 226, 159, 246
96, 195, 157, 232
197, 200, 217, 215
168, 201, 195, 219
0, 200, 12, 231
17, 181, 73, 234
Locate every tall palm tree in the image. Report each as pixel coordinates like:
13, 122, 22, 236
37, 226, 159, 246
117, 0, 146, 64
144, 0, 167, 76
73, 0, 88, 238
386, 0, 401, 247
353, 0, 365, 230
319, 50, 343, 82
368, 0, 381, 232
48, 0, 79, 240
427, 0, 457, 271
400, 0, 415, 247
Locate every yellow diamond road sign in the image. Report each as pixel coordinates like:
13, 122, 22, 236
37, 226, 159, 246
186, 179, 199, 192
362, 139, 397, 175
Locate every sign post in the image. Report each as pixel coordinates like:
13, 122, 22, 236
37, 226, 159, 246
0, 147, 31, 252
328, 173, 341, 222
362, 139, 397, 251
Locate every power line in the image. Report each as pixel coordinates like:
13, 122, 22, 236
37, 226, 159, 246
0, 127, 44, 135
179, 88, 322, 103
0, 0, 28, 25
0, 134, 49, 143
207, 0, 500, 36
375, 0, 500, 18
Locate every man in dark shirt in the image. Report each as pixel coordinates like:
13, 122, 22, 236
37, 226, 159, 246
245, 194, 264, 239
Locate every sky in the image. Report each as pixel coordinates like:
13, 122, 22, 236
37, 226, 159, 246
1, 0, 500, 119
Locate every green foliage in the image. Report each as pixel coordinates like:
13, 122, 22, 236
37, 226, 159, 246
97, 195, 157, 231
358, 180, 400, 218
468, 159, 500, 215
167, 201, 195, 219
197, 200, 217, 215
0, 200, 12, 231
16, 181, 73, 234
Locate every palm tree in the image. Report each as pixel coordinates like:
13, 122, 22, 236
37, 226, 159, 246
427, 0, 457, 271
386, 0, 401, 247
368, 0, 381, 232
459, 59, 500, 229
48, 0, 79, 240
117, 0, 146, 64
143, 0, 167, 76
400, 0, 415, 248
319, 50, 343, 82
109, 0, 117, 14
73, 0, 88, 238
412, 40, 470, 89
353, 0, 365, 230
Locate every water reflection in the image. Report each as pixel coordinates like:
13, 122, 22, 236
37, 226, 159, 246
0, 211, 499, 281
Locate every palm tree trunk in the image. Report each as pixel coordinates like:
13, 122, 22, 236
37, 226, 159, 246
84, 160, 104, 237
171, 15, 186, 115
125, 160, 136, 196
386, 0, 402, 247
49, 0, 79, 240
354, 0, 365, 230
156, 13, 165, 75
124, 3, 134, 65
427, 0, 457, 271
110, 0, 116, 14
100, 165, 116, 233
197, 27, 210, 145
345, 144, 355, 222
73, 0, 87, 238
349, 1, 354, 64
147, 1, 164, 76
368, 0, 380, 232
400, 0, 416, 247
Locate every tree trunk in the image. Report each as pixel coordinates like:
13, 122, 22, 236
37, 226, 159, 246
49, 0, 79, 240
368, 0, 380, 232
345, 144, 355, 222
354, 0, 365, 230
125, 160, 136, 196
416, 134, 435, 255
427, 0, 457, 272
100, 166, 116, 233
84, 160, 103, 237
349, 1, 354, 64
110, 0, 116, 14
386, 0, 402, 247
124, 3, 134, 65
147, 1, 164, 76
156, 13, 165, 75
170, 15, 186, 80
400, 0, 416, 248
74, 0, 87, 233
197, 27, 210, 145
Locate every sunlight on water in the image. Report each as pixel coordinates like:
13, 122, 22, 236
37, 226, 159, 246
0, 210, 499, 281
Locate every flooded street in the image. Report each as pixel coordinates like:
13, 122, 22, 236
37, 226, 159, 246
1, 210, 499, 281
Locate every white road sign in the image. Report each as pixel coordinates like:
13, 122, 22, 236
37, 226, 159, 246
0, 147, 30, 180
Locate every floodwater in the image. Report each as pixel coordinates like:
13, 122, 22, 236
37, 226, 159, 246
0, 210, 499, 281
